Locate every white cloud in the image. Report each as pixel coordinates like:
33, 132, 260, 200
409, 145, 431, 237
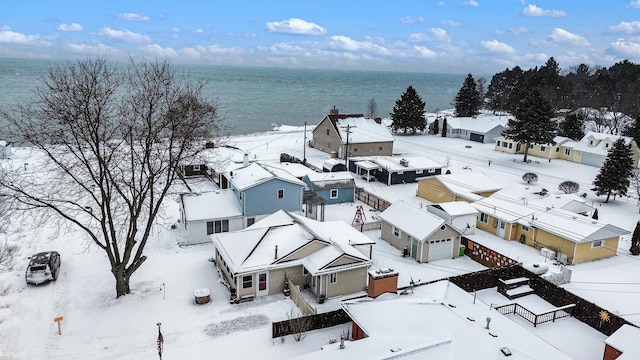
56, 23, 83, 32
140, 44, 178, 58
116, 13, 150, 21
461, 0, 479, 7
195, 29, 204, 34
265, 18, 326, 35
480, 39, 516, 54
441, 20, 462, 27
96, 27, 151, 43
430, 28, 450, 42
629, 0, 640, 9
170, 27, 181, 34
0, 28, 41, 44
609, 21, 640, 34
548, 28, 590, 47
413, 45, 437, 58
522, 4, 566, 17
410, 28, 450, 43
328, 35, 392, 55
0, 25, 10, 31
610, 39, 640, 58
66, 43, 118, 54
496, 27, 528, 35
400, 16, 425, 24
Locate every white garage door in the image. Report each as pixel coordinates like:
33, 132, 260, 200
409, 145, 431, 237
581, 153, 604, 167
428, 238, 454, 262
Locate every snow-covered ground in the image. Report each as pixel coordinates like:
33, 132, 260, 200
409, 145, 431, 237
0, 124, 638, 359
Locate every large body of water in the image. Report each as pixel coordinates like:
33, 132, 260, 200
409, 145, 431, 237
0, 58, 466, 135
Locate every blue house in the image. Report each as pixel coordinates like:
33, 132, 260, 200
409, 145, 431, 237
222, 162, 306, 227
302, 171, 355, 204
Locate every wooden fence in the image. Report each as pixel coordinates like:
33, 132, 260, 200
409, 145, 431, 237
272, 309, 351, 338
352, 221, 382, 232
287, 277, 316, 316
354, 187, 391, 212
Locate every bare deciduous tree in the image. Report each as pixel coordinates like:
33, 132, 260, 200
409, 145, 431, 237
0, 57, 223, 297
366, 98, 378, 119
558, 180, 580, 194
287, 308, 311, 342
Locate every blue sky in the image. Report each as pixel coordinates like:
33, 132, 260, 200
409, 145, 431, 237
2, 1, 640, 74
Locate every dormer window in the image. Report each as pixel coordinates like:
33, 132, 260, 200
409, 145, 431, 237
589, 140, 594, 146
605, 143, 610, 148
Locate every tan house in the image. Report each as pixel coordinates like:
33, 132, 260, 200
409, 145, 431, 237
495, 132, 640, 167
211, 210, 373, 302
378, 200, 462, 262
417, 172, 502, 203
472, 197, 629, 264
311, 107, 394, 159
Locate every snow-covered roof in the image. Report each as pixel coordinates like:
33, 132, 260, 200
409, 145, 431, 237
428, 201, 478, 216
266, 162, 316, 179
444, 114, 509, 133
472, 197, 537, 222
353, 160, 379, 170
605, 324, 640, 358
212, 210, 371, 275
334, 117, 394, 144
339, 280, 573, 360
227, 162, 305, 191
367, 156, 443, 172
181, 190, 243, 222
435, 172, 502, 197
528, 208, 629, 243
378, 200, 448, 241
304, 171, 355, 190
572, 131, 635, 156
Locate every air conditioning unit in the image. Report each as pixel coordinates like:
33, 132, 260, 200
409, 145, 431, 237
540, 248, 555, 260
556, 253, 568, 265
399, 158, 409, 167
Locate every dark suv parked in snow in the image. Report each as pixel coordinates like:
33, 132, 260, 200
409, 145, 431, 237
25, 251, 61, 285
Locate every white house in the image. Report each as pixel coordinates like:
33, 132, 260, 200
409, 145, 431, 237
180, 190, 244, 245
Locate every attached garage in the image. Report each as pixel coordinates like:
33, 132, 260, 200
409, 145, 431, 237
469, 133, 485, 143
580, 153, 605, 167
427, 238, 454, 262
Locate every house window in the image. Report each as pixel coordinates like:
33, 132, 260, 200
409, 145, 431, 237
605, 143, 610, 148
479, 213, 489, 224
330, 189, 338, 199
247, 218, 255, 227
378, 146, 383, 151
522, 225, 529, 232
326, 129, 330, 136
193, 164, 201, 172
208, 219, 229, 234
589, 140, 594, 146
329, 273, 337, 284
591, 240, 604, 248
312, 275, 317, 288
277, 189, 284, 199
529, 144, 534, 149
327, 141, 332, 149
353, 147, 358, 152
496, 140, 501, 146
392, 226, 401, 237
303, 267, 309, 275
556, 147, 560, 152
501, 141, 508, 147
242, 275, 252, 289
428, 168, 435, 173
565, 149, 571, 156
540, 146, 546, 151
508, 143, 513, 149
416, 169, 423, 174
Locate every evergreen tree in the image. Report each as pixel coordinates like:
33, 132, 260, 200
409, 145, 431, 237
559, 113, 585, 140
630, 221, 640, 255
592, 208, 599, 220
432, 118, 439, 135
390, 85, 426, 134
455, 74, 482, 117
502, 89, 556, 162
592, 138, 634, 202
441, 117, 448, 137
623, 115, 640, 146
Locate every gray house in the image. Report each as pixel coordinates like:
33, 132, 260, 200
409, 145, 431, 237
440, 115, 508, 143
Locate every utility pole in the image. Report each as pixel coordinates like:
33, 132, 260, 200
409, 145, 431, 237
303, 121, 307, 164
344, 124, 352, 168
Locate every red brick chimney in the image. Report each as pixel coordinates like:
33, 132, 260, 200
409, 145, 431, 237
368, 269, 398, 298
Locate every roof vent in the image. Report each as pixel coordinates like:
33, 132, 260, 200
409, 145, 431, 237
399, 158, 409, 167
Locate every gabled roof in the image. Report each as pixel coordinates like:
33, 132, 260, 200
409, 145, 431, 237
227, 162, 305, 191
429, 201, 478, 217
181, 190, 243, 222
212, 210, 371, 275
379, 200, 450, 241
444, 115, 509, 133
573, 131, 635, 156
303, 171, 355, 190
432, 172, 502, 199
527, 208, 629, 243
332, 117, 394, 144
